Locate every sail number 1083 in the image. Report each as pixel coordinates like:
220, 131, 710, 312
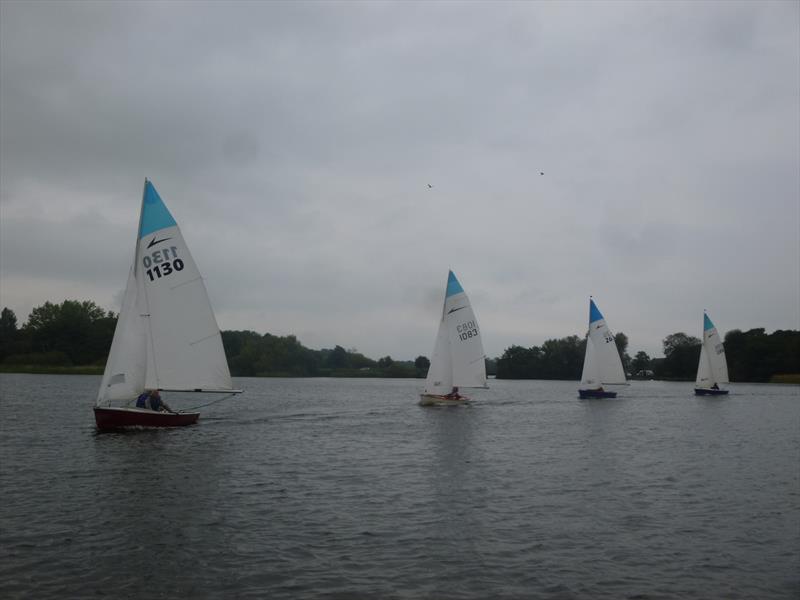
456, 320, 479, 341
142, 246, 185, 282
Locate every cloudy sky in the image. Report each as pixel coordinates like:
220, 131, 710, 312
1, 0, 798, 361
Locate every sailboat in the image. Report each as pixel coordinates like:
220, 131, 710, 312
578, 297, 627, 399
94, 179, 241, 430
419, 270, 487, 406
694, 311, 729, 396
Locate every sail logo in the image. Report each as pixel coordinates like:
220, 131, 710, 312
147, 236, 172, 248
142, 245, 185, 282
715, 343, 725, 355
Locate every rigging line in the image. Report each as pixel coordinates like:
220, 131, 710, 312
184, 392, 240, 412
189, 332, 220, 346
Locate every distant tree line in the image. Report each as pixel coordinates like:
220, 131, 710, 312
0, 301, 116, 367
1, 300, 797, 382
0, 301, 429, 378
496, 333, 629, 380
495, 329, 799, 383
220, 330, 428, 378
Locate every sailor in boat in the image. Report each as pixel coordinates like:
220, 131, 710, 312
135, 389, 174, 413
446, 386, 462, 400
711, 383, 719, 390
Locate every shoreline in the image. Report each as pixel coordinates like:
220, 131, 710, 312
1, 366, 797, 384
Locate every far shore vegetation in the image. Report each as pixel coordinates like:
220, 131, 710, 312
0, 300, 798, 384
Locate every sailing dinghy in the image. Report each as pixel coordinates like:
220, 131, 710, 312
578, 298, 627, 399
94, 180, 241, 430
694, 311, 729, 396
420, 271, 487, 406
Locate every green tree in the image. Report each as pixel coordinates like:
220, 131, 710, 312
485, 357, 497, 377
496, 345, 539, 379
377, 356, 394, 368
539, 335, 585, 379
221, 330, 262, 376
23, 300, 113, 365
414, 355, 430, 377
631, 351, 651, 376
658, 332, 701, 379
346, 349, 376, 369
496, 336, 586, 380
724, 328, 800, 382
327, 345, 350, 369
662, 332, 700, 357
0, 307, 21, 361
0, 307, 18, 338
614, 332, 631, 373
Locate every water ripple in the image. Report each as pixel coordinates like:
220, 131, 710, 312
0, 375, 798, 599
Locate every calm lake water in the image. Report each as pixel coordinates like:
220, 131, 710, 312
0, 374, 798, 599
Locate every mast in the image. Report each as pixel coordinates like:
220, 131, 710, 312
139, 179, 159, 388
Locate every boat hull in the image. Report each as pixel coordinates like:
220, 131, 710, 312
94, 407, 199, 430
578, 389, 617, 399
419, 394, 469, 407
694, 388, 729, 396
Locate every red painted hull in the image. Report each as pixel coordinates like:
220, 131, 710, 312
419, 394, 469, 406
94, 407, 199, 430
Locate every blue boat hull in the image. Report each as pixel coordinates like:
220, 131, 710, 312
694, 388, 729, 396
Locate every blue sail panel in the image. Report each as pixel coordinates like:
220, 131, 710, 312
446, 270, 465, 298
139, 180, 177, 239
589, 298, 604, 324
704, 313, 715, 331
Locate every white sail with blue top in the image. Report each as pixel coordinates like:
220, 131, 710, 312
696, 312, 729, 389
580, 298, 627, 389
97, 180, 237, 406
423, 270, 487, 398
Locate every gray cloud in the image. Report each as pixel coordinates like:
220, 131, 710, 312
1, 0, 798, 360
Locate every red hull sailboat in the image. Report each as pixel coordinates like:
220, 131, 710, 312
94, 180, 241, 430
94, 406, 199, 430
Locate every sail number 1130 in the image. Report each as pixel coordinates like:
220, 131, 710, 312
142, 246, 185, 282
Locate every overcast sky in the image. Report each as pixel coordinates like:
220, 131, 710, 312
1, 0, 798, 361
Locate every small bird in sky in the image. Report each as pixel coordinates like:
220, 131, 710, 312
539, 172, 544, 176
427, 183, 433, 188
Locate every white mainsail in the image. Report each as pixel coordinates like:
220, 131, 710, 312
97, 180, 236, 406
695, 312, 729, 388
579, 298, 626, 389
423, 271, 487, 395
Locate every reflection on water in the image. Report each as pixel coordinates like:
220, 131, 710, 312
0, 374, 798, 599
